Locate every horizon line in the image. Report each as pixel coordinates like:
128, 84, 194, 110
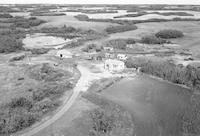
1, 3, 200, 5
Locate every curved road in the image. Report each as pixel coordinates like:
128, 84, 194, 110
19, 65, 91, 136
18, 62, 130, 136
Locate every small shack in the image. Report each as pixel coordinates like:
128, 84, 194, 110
103, 46, 114, 52
104, 59, 125, 71
56, 49, 72, 59
105, 53, 115, 59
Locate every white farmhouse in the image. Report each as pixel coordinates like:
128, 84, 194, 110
56, 49, 72, 59
104, 59, 125, 71
117, 54, 128, 61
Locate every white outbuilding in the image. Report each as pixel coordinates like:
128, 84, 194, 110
104, 59, 125, 71
117, 54, 128, 61
56, 49, 72, 59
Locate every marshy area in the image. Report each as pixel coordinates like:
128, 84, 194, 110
0, 4, 200, 136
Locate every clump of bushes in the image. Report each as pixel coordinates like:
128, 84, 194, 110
106, 39, 127, 50
9, 54, 25, 62
155, 29, 184, 39
126, 38, 136, 44
105, 25, 137, 34
81, 44, 102, 52
30, 48, 50, 55
140, 35, 168, 44
74, 14, 89, 21
106, 38, 136, 50
83, 93, 135, 136
7, 17, 46, 28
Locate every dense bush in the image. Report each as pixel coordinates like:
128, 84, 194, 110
0, 36, 24, 53
105, 25, 137, 34
141, 35, 168, 44
0, 13, 13, 18
9, 97, 33, 109
0, 28, 26, 39
155, 29, 184, 39
30, 48, 50, 55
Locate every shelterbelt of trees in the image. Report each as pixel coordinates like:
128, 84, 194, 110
125, 58, 200, 92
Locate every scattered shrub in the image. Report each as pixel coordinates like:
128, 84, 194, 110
28, 63, 65, 82
155, 29, 184, 39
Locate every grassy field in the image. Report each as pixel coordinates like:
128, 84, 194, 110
0, 52, 76, 105
109, 21, 200, 58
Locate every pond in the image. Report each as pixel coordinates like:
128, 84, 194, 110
10, 12, 31, 18
23, 33, 72, 49
62, 9, 200, 20
63, 10, 128, 19
101, 75, 194, 136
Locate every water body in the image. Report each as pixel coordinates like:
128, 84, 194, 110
63, 9, 200, 20
23, 33, 72, 49
101, 75, 194, 136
